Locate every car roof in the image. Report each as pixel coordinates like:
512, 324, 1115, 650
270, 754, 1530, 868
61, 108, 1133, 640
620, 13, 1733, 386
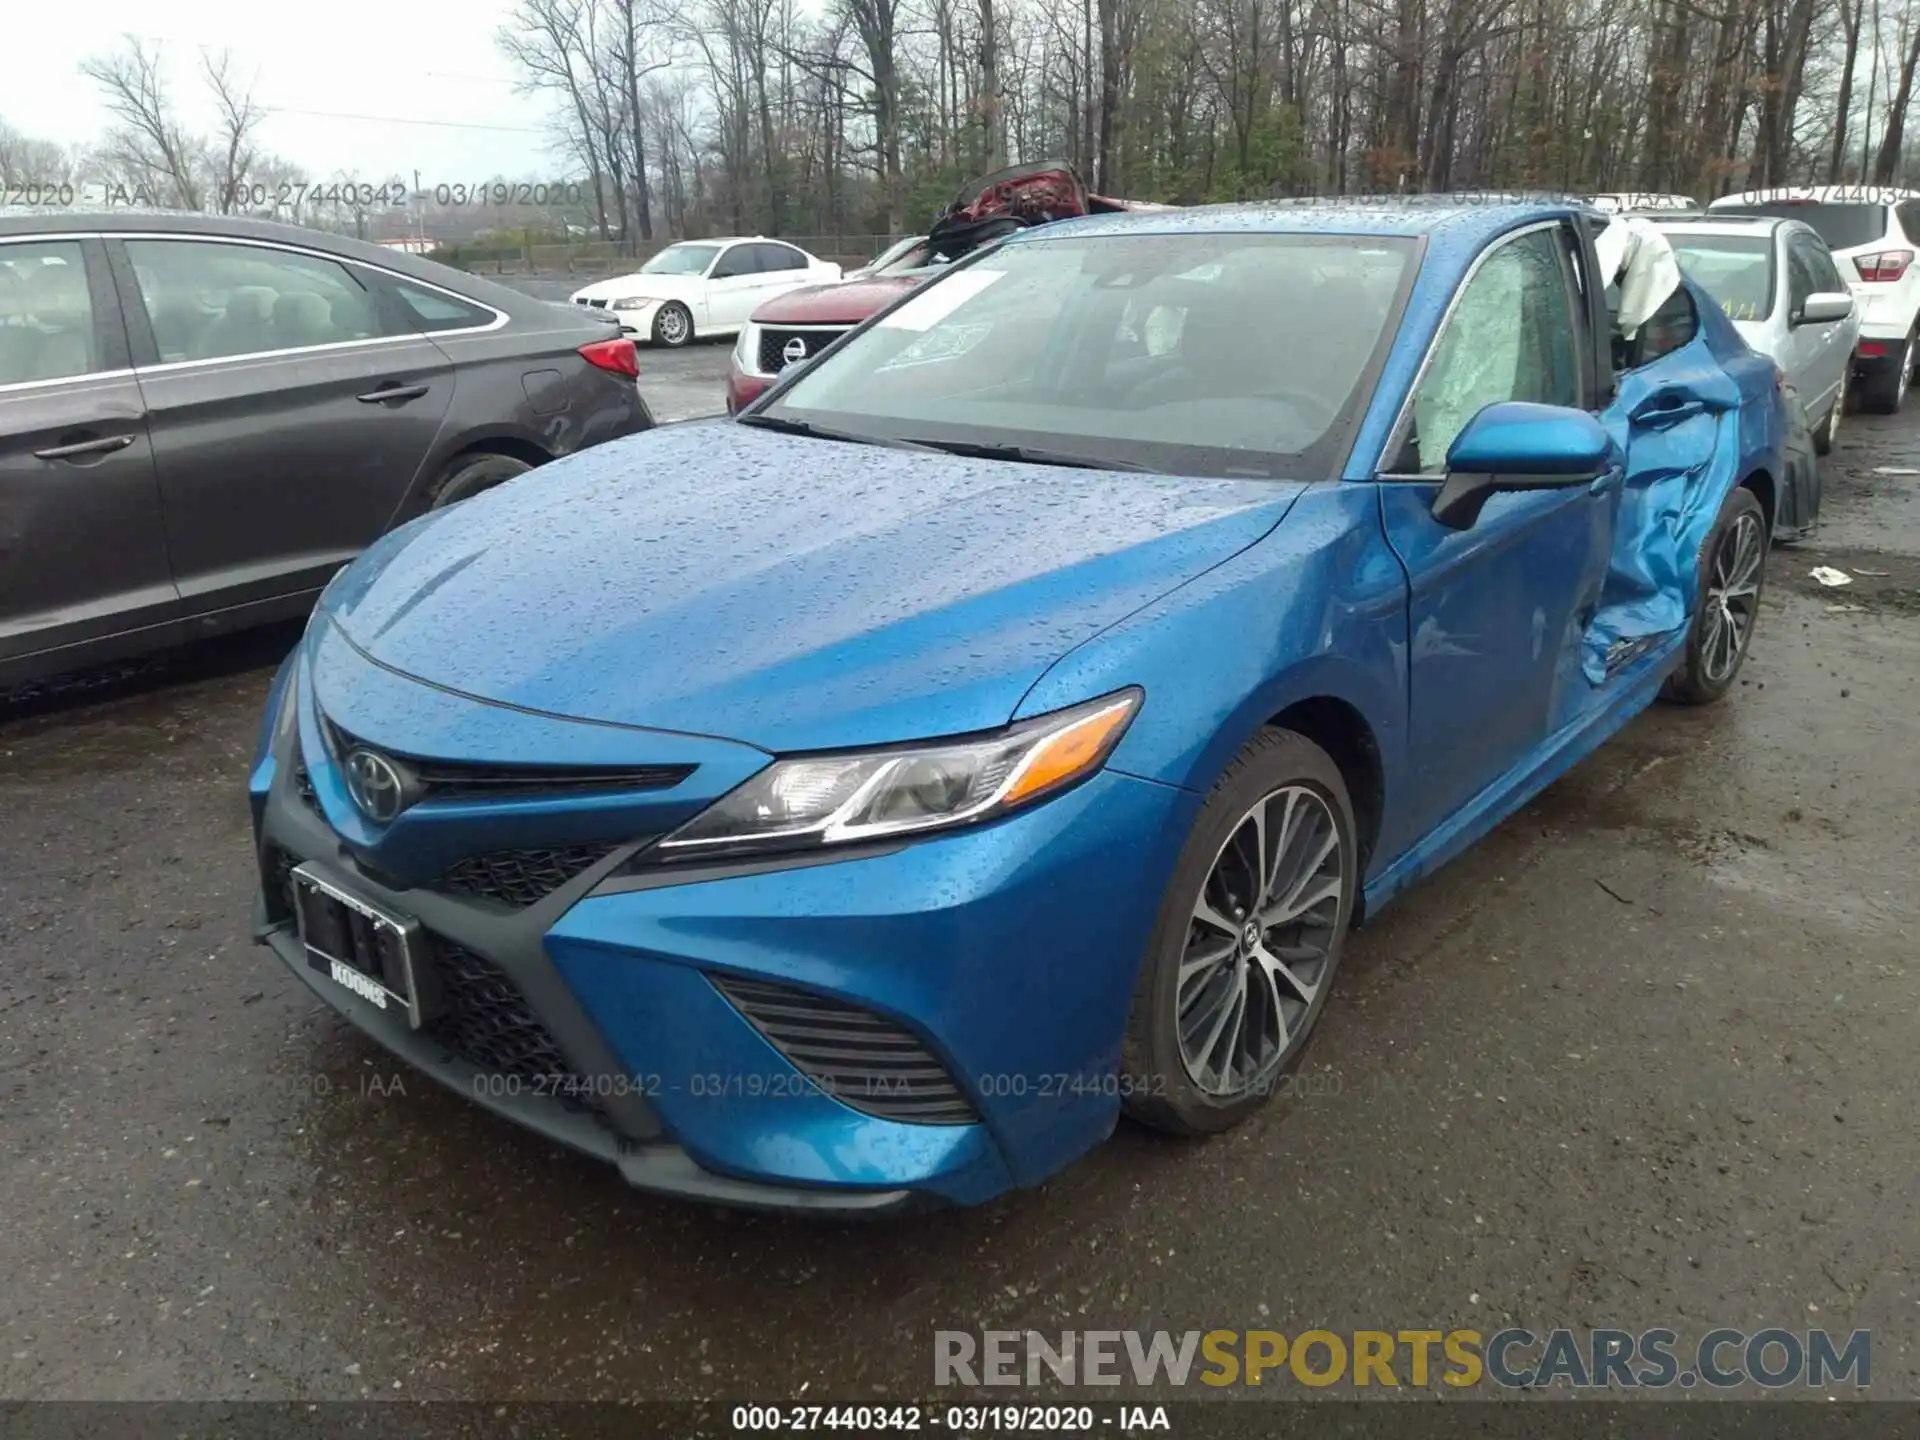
1710, 184, 1920, 207
0, 208, 570, 316
1587, 193, 1700, 210
1649, 215, 1792, 237
1006, 194, 1594, 250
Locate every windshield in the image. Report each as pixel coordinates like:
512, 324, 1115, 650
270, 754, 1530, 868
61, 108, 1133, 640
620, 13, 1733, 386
639, 243, 722, 276
863, 237, 932, 273
1713, 204, 1885, 253
762, 231, 1417, 479
1665, 233, 1775, 322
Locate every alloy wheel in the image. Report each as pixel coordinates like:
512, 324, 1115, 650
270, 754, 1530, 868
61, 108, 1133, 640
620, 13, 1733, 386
1827, 373, 1846, 447
1700, 510, 1764, 685
1176, 785, 1345, 1096
659, 306, 690, 345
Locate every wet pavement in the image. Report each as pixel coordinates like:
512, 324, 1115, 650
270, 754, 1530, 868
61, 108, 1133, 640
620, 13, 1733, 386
1, 402, 1916, 1403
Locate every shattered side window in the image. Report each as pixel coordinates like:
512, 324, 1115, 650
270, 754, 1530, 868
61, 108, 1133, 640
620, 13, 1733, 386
1408, 231, 1581, 472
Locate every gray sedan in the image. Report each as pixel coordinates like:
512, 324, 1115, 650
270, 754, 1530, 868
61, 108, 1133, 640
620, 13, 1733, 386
1, 211, 652, 690
1652, 214, 1861, 456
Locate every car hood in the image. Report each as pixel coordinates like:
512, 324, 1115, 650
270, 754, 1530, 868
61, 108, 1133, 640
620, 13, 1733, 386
322, 422, 1306, 752
751, 275, 923, 325
569, 272, 703, 304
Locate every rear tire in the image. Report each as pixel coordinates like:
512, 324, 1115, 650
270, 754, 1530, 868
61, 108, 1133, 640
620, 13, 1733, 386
1660, 486, 1768, 706
1857, 332, 1914, 414
426, 452, 534, 510
1121, 728, 1358, 1137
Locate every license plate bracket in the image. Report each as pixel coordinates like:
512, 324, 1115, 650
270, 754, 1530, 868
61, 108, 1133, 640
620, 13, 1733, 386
291, 863, 435, 1029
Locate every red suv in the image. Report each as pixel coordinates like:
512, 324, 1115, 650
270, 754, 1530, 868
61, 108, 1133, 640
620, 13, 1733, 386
727, 163, 1171, 413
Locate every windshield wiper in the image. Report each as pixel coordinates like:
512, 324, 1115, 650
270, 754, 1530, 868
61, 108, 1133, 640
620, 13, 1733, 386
734, 413, 934, 451
899, 437, 1152, 472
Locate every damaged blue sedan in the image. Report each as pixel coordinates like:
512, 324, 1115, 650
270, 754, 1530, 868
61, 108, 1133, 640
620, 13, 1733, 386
248, 197, 1785, 1212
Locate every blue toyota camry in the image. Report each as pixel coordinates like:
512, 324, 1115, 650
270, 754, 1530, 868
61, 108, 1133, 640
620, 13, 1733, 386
249, 198, 1785, 1212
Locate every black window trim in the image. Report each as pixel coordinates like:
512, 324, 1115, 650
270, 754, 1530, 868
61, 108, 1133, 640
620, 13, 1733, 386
100, 231, 507, 372
709, 242, 758, 279
1376, 218, 1585, 481
1784, 230, 1821, 312
0, 232, 133, 394
756, 241, 809, 272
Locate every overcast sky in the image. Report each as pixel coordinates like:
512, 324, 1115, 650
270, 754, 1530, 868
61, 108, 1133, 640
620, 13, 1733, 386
11, 0, 568, 184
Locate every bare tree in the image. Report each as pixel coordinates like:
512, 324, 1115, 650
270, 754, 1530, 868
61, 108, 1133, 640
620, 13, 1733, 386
80, 37, 204, 209
1874, 0, 1920, 180
0, 120, 75, 187
201, 49, 267, 214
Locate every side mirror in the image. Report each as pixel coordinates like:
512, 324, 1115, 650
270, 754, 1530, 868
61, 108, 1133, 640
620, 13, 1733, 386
1430, 401, 1614, 529
1795, 291, 1854, 326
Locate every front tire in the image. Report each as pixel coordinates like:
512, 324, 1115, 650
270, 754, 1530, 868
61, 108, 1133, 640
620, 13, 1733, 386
1812, 370, 1845, 456
652, 302, 693, 347
1660, 486, 1768, 705
1122, 728, 1358, 1136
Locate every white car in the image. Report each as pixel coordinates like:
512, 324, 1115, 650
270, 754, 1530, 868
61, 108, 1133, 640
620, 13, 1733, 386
1587, 192, 1701, 214
1709, 184, 1920, 412
1651, 214, 1860, 458
568, 238, 842, 347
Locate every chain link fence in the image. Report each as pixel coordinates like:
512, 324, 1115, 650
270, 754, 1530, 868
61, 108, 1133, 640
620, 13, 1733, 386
432, 235, 898, 277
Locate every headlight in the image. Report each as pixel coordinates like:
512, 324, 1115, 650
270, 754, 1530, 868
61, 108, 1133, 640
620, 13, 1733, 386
734, 321, 761, 372
657, 690, 1141, 860
611, 296, 658, 310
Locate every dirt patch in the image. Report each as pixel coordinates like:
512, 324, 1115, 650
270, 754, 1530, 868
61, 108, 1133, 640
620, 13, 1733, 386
1773, 544, 1920, 616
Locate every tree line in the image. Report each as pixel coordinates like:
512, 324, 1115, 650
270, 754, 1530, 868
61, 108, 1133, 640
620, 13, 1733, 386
499, 0, 1920, 242
4, 2, 1920, 250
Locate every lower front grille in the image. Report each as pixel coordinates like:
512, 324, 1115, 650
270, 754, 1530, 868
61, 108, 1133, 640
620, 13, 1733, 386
427, 941, 601, 1113
293, 763, 319, 814
440, 844, 618, 908
713, 975, 979, 1126
264, 845, 299, 922
758, 326, 849, 375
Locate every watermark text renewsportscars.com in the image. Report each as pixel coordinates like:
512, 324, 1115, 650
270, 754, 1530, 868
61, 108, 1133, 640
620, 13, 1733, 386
935, 1327, 1870, 1390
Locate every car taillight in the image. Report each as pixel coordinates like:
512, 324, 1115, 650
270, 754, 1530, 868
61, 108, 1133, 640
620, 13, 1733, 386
579, 337, 639, 378
1852, 251, 1912, 283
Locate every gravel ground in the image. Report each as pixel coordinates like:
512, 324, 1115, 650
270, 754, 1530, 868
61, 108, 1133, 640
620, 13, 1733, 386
0, 393, 1915, 1405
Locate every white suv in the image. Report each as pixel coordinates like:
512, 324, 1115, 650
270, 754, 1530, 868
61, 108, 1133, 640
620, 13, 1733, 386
1710, 184, 1920, 412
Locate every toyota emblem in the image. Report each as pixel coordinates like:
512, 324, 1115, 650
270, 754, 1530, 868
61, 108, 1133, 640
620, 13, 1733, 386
781, 336, 809, 367
343, 748, 408, 824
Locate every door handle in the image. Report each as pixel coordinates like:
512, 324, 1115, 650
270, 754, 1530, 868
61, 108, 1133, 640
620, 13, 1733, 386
1629, 392, 1709, 428
33, 434, 137, 460
357, 383, 431, 404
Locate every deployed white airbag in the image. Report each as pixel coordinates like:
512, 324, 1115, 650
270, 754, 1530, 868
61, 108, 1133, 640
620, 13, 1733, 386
1593, 215, 1682, 338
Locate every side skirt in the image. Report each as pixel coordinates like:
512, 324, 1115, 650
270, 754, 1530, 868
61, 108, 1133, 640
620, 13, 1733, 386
1360, 632, 1687, 920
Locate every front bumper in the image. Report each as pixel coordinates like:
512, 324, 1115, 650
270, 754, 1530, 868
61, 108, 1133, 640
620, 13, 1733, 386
249, 652, 1196, 1212
726, 365, 772, 415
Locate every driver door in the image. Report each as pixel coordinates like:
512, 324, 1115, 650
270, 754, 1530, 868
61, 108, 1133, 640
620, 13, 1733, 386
704, 244, 765, 330
1377, 223, 1618, 842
